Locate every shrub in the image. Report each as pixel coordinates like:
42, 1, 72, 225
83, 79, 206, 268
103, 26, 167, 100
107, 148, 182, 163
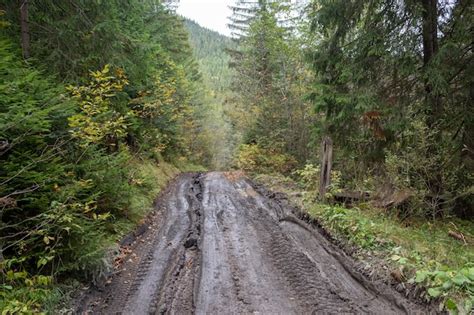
235, 144, 297, 174
0, 37, 133, 311
384, 112, 472, 219
293, 163, 320, 190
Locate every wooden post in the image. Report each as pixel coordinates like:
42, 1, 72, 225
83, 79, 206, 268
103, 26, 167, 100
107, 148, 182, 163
319, 136, 333, 200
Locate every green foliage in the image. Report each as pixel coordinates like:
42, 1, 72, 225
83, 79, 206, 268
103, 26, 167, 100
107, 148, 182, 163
310, 201, 474, 313
293, 164, 320, 190
412, 265, 474, 311
235, 144, 297, 174
0, 1, 206, 312
309, 202, 474, 313
1, 1, 190, 85
0, 268, 57, 314
68, 65, 130, 148
390, 254, 474, 313
1, 0, 206, 160
229, 0, 314, 165
293, 163, 342, 198
312, 205, 382, 249
308, 0, 474, 218
384, 110, 472, 218
0, 33, 111, 312
130, 55, 195, 156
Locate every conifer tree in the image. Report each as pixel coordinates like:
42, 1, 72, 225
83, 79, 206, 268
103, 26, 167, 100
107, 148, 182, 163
308, 0, 473, 216
229, 0, 313, 164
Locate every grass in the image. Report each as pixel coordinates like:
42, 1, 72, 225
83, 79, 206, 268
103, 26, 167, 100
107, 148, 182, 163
309, 203, 474, 269
254, 173, 474, 314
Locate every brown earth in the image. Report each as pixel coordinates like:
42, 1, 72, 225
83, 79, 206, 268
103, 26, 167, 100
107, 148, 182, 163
76, 172, 430, 314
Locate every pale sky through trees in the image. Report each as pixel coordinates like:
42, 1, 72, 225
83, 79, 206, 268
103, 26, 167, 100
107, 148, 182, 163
177, 0, 236, 36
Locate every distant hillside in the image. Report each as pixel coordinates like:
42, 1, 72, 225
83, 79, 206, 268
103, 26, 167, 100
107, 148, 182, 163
182, 18, 238, 169
183, 19, 235, 92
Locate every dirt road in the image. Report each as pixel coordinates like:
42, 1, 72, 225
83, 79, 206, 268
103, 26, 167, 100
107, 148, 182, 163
78, 172, 424, 314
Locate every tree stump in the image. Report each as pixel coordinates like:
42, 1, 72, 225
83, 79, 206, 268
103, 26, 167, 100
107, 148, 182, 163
319, 136, 333, 201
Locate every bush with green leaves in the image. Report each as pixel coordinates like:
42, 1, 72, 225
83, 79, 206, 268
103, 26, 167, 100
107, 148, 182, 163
293, 163, 320, 190
384, 110, 472, 219
392, 253, 474, 313
235, 143, 297, 175
0, 32, 115, 311
0, 268, 57, 314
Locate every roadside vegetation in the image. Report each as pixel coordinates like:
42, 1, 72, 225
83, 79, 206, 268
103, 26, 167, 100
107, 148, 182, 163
0, 2, 207, 312
227, 1, 473, 313
255, 172, 474, 313
309, 203, 474, 312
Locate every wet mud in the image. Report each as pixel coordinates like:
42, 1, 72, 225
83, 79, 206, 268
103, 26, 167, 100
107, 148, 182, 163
77, 172, 428, 314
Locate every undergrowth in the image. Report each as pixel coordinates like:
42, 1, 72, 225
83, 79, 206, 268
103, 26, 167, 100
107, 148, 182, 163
0, 159, 187, 314
255, 173, 474, 314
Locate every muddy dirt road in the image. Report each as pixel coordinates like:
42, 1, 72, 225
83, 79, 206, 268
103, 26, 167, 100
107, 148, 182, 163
79, 172, 424, 314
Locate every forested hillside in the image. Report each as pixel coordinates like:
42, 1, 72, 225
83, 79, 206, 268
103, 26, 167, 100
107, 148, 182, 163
184, 19, 234, 92
183, 18, 237, 169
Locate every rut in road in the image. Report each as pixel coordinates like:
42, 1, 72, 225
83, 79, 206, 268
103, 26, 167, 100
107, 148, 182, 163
79, 172, 424, 314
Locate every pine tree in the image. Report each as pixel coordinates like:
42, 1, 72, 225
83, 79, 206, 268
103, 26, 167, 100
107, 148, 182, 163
229, 0, 314, 165
308, 0, 474, 216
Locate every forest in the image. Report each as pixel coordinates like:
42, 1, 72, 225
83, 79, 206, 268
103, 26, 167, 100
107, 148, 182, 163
0, 0, 473, 313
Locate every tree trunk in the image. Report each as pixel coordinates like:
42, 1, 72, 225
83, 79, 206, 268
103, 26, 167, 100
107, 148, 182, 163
20, 0, 30, 59
421, 0, 443, 198
421, 0, 438, 67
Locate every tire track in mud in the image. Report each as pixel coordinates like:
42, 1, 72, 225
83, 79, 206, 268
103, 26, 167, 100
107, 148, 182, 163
152, 176, 204, 314
229, 180, 367, 314
77, 173, 202, 314
78, 172, 427, 315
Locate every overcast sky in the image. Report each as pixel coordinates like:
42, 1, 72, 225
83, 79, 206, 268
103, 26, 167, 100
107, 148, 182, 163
177, 0, 236, 36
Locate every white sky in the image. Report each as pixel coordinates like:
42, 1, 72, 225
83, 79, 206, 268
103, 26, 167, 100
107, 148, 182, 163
177, 0, 236, 36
